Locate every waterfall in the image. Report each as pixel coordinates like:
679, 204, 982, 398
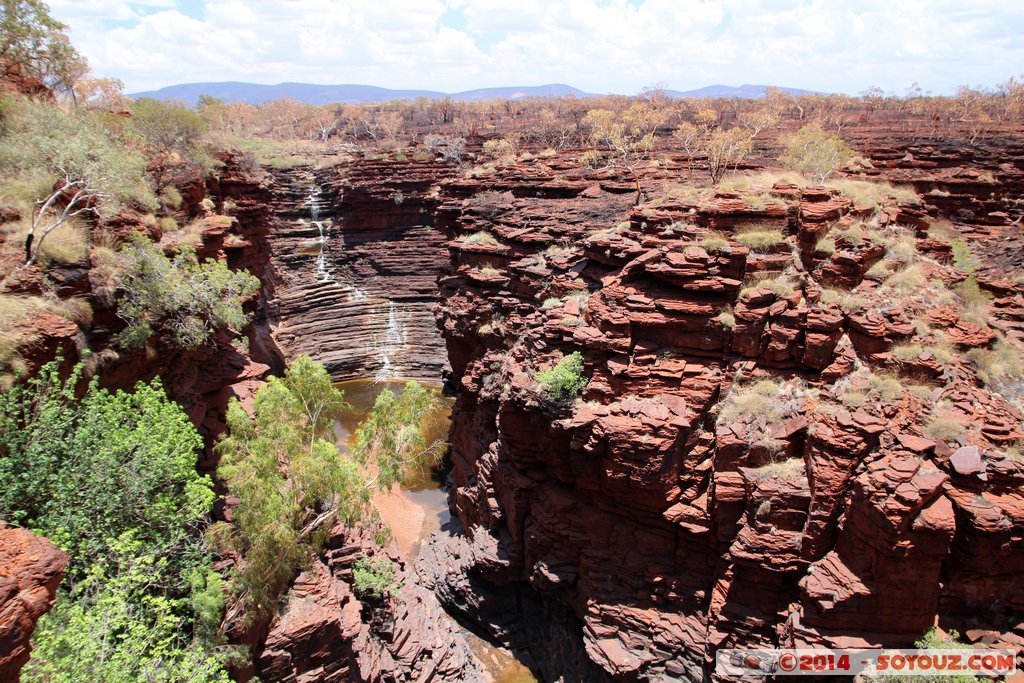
305, 184, 333, 283
369, 299, 409, 381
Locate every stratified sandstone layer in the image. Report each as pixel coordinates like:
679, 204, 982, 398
0, 528, 68, 683
424, 139, 1024, 681
264, 157, 457, 382
255, 524, 486, 683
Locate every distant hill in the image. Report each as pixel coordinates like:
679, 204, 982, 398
129, 82, 593, 106
130, 81, 825, 106
665, 84, 824, 99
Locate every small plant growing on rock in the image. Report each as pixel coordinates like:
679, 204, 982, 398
924, 416, 965, 443
461, 231, 499, 246
717, 305, 736, 329
966, 337, 1024, 385
885, 264, 925, 294
747, 457, 805, 482
352, 556, 399, 600
542, 297, 562, 309
700, 231, 730, 253
735, 228, 785, 252
536, 351, 587, 402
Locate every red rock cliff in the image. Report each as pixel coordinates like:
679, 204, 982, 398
424, 137, 1024, 680
0, 527, 68, 683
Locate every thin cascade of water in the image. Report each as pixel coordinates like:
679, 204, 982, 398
369, 299, 410, 381
306, 184, 333, 283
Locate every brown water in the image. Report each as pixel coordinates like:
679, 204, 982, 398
333, 379, 538, 683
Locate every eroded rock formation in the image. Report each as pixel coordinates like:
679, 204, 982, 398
256, 524, 485, 683
0, 527, 68, 683
263, 157, 457, 382
424, 143, 1024, 680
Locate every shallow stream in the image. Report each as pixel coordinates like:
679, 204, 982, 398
333, 379, 538, 683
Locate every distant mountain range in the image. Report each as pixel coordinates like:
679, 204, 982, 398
129, 81, 821, 106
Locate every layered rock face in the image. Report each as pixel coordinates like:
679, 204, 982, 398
426, 147, 1024, 680
0, 528, 68, 683
264, 157, 457, 381
255, 524, 485, 683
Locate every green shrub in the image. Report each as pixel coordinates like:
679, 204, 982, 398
116, 235, 259, 349
0, 359, 228, 681
0, 361, 213, 581
536, 351, 587, 401
352, 556, 399, 600
542, 297, 562, 309
779, 124, 854, 184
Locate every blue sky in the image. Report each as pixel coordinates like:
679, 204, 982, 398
48, 0, 1024, 96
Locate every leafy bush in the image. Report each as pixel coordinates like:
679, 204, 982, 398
0, 361, 213, 581
0, 359, 227, 680
779, 124, 854, 184
352, 556, 399, 600
535, 351, 587, 401
24, 545, 229, 683
116, 235, 259, 349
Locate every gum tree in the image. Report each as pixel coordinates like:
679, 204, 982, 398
0, 97, 154, 265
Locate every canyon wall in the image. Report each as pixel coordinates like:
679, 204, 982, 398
263, 157, 456, 382
424, 136, 1024, 680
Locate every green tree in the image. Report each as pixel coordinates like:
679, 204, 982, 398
115, 235, 260, 350
211, 359, 446, 627
211, 356, 363, 626
0, 0, 87, 95
0, 358, 229, 681
780, 123, 854, 184
350, 380, 446, 489
0, 95, 155, 265
0, 360, 214, 584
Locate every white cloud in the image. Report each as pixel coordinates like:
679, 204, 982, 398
50, 0, 1024, 95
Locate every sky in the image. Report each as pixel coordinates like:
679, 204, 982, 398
48, 0, 1024, 96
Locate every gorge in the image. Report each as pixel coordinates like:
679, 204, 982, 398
3, 96, 1024, 683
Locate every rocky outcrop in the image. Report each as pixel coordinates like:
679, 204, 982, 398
426, 149, 1024, 680
256, 524, 485, 683
0, 527, 68, 683
264, 156, 457, 382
